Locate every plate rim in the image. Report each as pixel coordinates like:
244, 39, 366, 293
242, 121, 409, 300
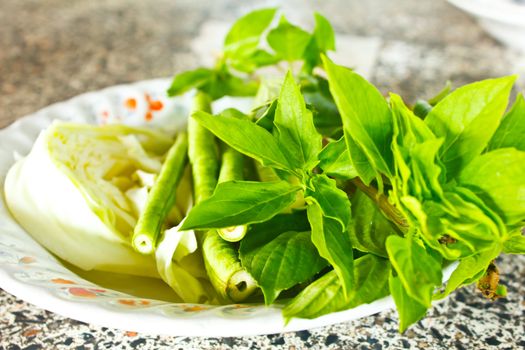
447, 0, 525, 27
0, 78, 457, 336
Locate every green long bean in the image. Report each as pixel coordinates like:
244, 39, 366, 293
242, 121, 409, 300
188, 92, 219, 204
132, 132, 189, 254
217, 144, 248, 242
189, 91, 256, 302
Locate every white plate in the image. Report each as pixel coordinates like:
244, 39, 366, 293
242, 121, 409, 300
447, 0, 525, 53
0, 78, 456, 336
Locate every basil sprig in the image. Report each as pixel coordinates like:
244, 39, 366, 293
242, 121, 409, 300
165, 8, 525, 332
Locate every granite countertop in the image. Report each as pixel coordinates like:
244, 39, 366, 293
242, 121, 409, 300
1, 0, 524, 349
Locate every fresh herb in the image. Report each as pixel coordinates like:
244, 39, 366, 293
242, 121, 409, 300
240, 230, 328, 304
322, 55, 394, 188
283, 254, 390, 320
425, 76, 516, 179
488, 93, 525, 151
10, 8, 524, 334
170, 9, 524, 331
181, 180, 302, 230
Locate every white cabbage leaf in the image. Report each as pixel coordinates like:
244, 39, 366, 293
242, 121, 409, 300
155, 219, 217, 303
154, 176, 218, 304
4, 121, 178, 277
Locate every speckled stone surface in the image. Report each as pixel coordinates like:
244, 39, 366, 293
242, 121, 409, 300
0, 255, 523, 349
1, 0, 525, 348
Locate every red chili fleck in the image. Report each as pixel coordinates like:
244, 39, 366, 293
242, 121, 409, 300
125, 98, 137, 109
51, 278, 76, 285
19, 257, 35, 264
125, 331, 138, 337
68, 288, 97, 298
145, 111, 153, 121
101, 110, 109, 119
149, 100, 163, 111
118, 299, 136, 306
139, 300, 150, 306
183, 305, 207, 312
91, 289, 106, 293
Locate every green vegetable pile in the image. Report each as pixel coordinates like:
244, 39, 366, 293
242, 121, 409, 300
157, 8, 525, 331
6, 8, 524, 332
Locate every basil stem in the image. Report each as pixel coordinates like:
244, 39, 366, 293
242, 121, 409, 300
351, 178, 408, 233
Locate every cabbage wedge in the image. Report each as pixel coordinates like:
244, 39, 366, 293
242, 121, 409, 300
5, 121, 176, 277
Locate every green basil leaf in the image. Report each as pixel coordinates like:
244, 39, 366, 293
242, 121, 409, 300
318, 137, 357, 179
386, 235, 442, 307
302, 13, 336, 72
345, 255, 390, 308
306, 201, 354, 298
302, 38, 321, 75
192, 111, 291, 171
435, 244, 500, 299
322, 56, 394, 185
167, 68, 214, 97
173, 69, 258, 100
274, 71, 322, 170
267, 16, 312, 61
313, 12, 335, 52
389, 94, 453, 253
216, 108, 247, 120
390, 93, 444, 202
241, 230, 328, 304
283, 254, 390, 320
301, 76, 343, 138
345, 135, 378, 185
180, 180, 301, 230
254, 77, 282, 107
349, 190, 401, 257
419, 187, 506, 260
503, 231, 525, 254
229, 50, 280, 73
224, 8, 277, 57
306, 174, 351, 229
253, 99, 277, 132
389, 273, 428, 333
391, 93, 437, 145
218, 74, 259, 97
249, 49, 280, 67
240, 211, 311, 268
488, 93, 525, 151
458, 148, 525, 225
403, 139, 445, 201
424, 76, 516, 179
284, 269, 339, 320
